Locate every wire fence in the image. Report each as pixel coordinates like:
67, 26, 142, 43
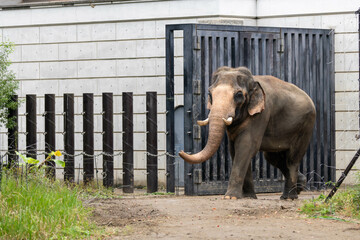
1, 88, 359, 196
0, 92, 177, 194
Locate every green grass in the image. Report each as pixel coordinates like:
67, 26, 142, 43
300, 185, 360, 221
78, 181, 122, 199
0, 169, 102, 239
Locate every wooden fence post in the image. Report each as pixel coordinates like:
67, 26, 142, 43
8, 95, 18, 167
83, 93, 94, 183
103, 93, 113, 187
26, 95, 36, 160
64, 94, 74, 182
122, 92, 134, 193
146, 92, 157, 193
45, 94, 56, 179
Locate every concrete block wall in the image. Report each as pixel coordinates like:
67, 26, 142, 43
0, 0, 359, 186
0, 0, 257, 187
256, 0, 360, 185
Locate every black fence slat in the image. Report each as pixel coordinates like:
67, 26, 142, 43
183, 25, 195, 196
165, 26, 175, 193
102, 93, 113, 187
146, 92, 158, 193
26, 95, 37, 161
316, 34, 322, 188
83, 93, 94, 183
45, 94, 56, 179
218, 37, 224, 66
308, 33, 316, 189
203, 36, 210, 182
123, 92, 134, 193
8, 95, 18, 167
64, 94, 74, 182
219, 136, 226, 181
266, 37, 272, 75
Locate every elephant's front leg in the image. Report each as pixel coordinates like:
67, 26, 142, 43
242, 163, 257, 198
224, 133, 260, 199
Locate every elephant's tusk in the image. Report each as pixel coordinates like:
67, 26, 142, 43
222, 117, 233, 125
197, 118, 209, 126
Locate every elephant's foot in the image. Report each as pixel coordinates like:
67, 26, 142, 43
280, 189, 298, 200
222, 189, 243, 200
243, 192, 257, 199
222, 195, 239, 200
296, 173, 307, 194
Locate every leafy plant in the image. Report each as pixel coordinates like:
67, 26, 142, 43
0, 168, 101, 239
15, 150, 65, 169
0, 151, 107, 239
0, 41, 20, 129
300, 176, 360, 221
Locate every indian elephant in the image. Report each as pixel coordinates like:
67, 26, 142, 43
179, 66, 315, 200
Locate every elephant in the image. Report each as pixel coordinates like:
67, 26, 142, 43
179, 66, 315, 200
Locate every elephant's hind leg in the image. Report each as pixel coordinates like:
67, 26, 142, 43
264, 151, 299, 200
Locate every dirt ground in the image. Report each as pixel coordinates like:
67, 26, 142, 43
87, 191, 360, 239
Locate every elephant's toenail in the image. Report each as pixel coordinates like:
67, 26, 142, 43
231, 196, 237, 200
225, 196, 230, 199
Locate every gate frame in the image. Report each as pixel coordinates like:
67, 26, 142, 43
166, 24, 335, 195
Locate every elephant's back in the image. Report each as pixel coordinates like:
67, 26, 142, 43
254, 75, 315, 108
254, 75, 316, 121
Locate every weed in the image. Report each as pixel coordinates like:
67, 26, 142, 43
301, 176, 360, 221
78, 181, 122, 200
0, 151, 106, 239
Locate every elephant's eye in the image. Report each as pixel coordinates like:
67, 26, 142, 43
234, 91, 244, 103
208, 93, 213, 104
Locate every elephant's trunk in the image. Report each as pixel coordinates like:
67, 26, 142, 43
179, 116, 226, 164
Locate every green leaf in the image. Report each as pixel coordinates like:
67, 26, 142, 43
54, 159, 65, 168
15, 151, 39, 164
15, 151, 27, 162
27, 158, 39, 164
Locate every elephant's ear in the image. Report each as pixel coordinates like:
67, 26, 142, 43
248, 82, 265, 116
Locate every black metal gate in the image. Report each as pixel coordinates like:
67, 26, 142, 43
166, 24, 335, 195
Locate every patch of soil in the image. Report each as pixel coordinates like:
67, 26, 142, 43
87, 192, 360, 239
87, 198, 162, 227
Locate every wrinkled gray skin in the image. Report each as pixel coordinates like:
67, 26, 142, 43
179, 66, 315, 200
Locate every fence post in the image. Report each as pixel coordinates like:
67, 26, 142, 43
26, 95, 36, 160
122, 92, 134, 193
64, 94, 74, 182
45, 94, 56, 179
103, 93, 113, 187
83, 93, 94, 183
8, 95, 18, 167
146, 92, 158, 193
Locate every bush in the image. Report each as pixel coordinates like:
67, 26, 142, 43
0, 152, 101, 239
0, 169, 100, 239
0, 41, 20, 128
300, 176, 360, 220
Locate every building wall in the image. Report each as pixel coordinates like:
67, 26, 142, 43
256, 0, 360, 184
0, 0, 359, 186
0, 0, 257, 187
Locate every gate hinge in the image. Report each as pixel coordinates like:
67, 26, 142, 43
193, 80, 201, 95
194, 36, 201, 50
278, 38, 284, 54
193, 124, 201, 139
194, 169, 202, 184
